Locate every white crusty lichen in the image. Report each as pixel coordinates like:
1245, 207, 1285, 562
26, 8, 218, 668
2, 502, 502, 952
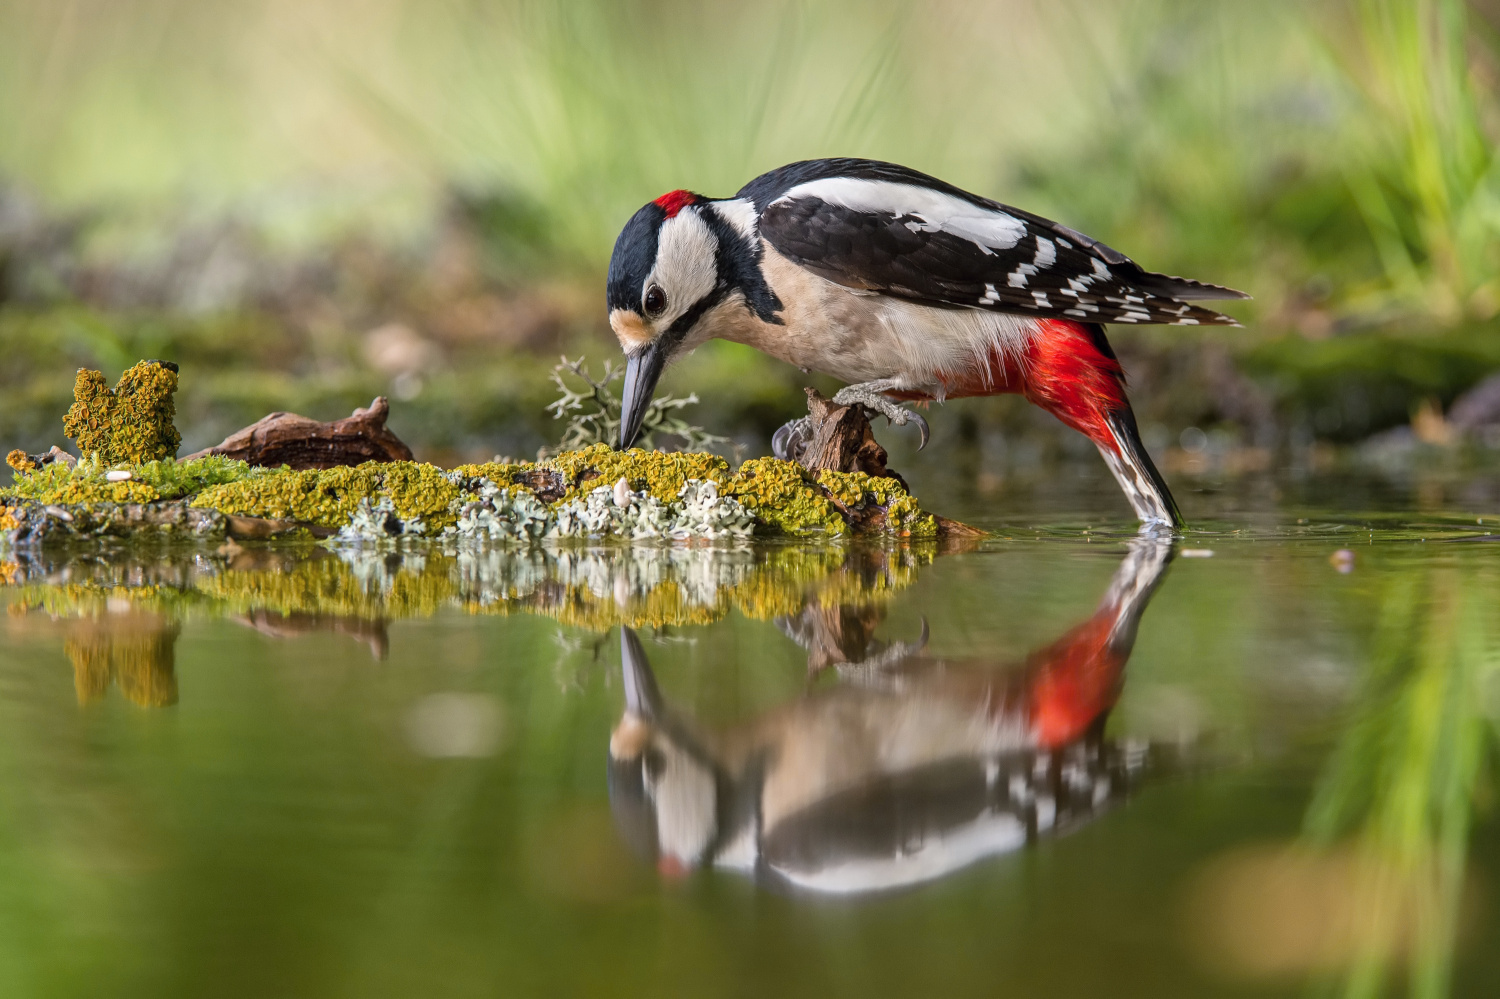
439, 476, 754, 545
335, 496, 428, 544
448, 480, 552, 543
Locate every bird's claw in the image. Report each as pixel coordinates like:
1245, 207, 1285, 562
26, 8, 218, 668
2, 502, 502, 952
906, 409, 930, 451
830, 386, 930, 451
772, 417, 811, 462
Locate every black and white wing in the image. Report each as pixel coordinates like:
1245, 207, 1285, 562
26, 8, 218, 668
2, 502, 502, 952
742, 159, 1247, 326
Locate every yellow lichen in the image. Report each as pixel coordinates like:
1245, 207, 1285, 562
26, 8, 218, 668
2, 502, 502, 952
62, 361, 181, 464
66, 615, 180, 707
452, 461, 528, 484
3, 432, 939, 541
6, 450, 33, 473
58, 478, 158, 505
542, 443, 733, 503
815, 469, 938, 538
7, 583, 189, 619
0, 455, 265, 508
724, 458, 845, 536
196, 558, 455, 619
728, 547, 848, 620
373, 462, 462, 531
191, 461, 460, 534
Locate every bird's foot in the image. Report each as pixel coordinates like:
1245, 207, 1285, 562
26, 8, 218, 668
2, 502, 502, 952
831, 384, 930, 450
772, 417, 812, 462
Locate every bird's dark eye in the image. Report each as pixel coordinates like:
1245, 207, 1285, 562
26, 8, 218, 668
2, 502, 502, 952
643, 284, 667, 317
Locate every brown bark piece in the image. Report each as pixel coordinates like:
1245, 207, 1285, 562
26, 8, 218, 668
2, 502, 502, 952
796, 388, 894, 479
794, 388, 984, 541
512, 468, 568, 503
183, 397, 414, 469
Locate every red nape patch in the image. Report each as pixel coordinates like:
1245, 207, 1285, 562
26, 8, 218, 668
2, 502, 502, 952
653, 189, 699, 219
1022, 319, 1128, 452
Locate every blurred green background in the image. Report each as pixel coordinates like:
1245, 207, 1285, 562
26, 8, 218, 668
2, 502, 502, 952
2, 0, 1499, 480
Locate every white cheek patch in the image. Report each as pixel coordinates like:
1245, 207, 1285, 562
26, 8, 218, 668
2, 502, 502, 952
647, 208, 719, 330
774, 177, 1026, 255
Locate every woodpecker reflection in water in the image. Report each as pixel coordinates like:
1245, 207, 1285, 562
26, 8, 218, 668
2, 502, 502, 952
607, 536, 1173, 893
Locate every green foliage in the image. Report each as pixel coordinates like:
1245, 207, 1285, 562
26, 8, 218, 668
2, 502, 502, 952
1301, 557, 1500, 997
62, 360, 182, 463
545, 356, 728, 454
1334, 0, 1500, 320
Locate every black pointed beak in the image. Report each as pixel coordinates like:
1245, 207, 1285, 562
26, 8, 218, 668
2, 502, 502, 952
620, 627, 664, 719
618, 344, 668, 450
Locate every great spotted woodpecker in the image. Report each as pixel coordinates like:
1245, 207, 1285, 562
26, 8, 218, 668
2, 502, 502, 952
606, 158, 1248, 527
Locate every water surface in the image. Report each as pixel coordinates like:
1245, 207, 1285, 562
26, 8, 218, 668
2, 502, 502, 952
2, 513, 1498, 998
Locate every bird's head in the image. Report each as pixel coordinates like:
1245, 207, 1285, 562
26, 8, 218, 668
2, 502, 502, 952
606, 190, 721, 449
607, 190, 775, 449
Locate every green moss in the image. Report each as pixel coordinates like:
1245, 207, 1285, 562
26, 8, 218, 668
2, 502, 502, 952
62, 361, 182, 464
190, 461, 460, 533
2, 455, 263, 506
129, 455, 268, 499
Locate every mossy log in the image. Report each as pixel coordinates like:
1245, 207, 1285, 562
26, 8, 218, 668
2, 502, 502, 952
183, 396, 413, 469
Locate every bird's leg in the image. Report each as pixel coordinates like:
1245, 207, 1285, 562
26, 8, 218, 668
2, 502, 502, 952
830, 379, 930, 450
773, 379, 931, 461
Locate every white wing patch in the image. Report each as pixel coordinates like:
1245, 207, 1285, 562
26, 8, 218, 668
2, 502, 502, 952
774, 177, 1026, 255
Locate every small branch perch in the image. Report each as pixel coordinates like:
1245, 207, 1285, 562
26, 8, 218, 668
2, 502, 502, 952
792, 388, 983, 543
796, 388, 902, 484
183, 397, 414, 469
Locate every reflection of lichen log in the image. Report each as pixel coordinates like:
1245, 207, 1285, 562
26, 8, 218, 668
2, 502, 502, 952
65, 615, 180, 707
184, 397, 414, 469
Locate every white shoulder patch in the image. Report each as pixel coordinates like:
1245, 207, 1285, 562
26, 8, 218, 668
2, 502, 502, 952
773, 177, 1026, 255
710, 198, 757, 241
649, 207, 719, 327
